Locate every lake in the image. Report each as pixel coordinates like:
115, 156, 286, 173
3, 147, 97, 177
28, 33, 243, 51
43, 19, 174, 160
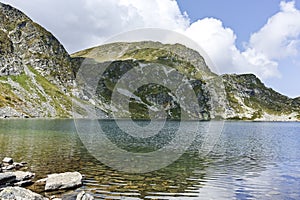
0, 119, 299, 199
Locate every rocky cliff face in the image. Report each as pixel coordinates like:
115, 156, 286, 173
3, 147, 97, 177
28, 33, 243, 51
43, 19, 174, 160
1, 2, 299, 120
0, 2, 74, 117
72, 42, 300, 121
72, 42, 216, 120
222, 74, 300, 120
0, 3, 73, 84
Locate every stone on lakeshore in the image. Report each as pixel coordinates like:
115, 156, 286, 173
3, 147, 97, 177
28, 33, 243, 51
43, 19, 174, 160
0, 187, 48, 200
45, 172, 82, 191
13, 171, 35, 182
76, 191, 94, 200
2, 157, 13, 164
13, 162, 24, 169
0, 173, 16, 185
36, 178, 47, 185
2, 165, 15, 171
14, 180, 33, 187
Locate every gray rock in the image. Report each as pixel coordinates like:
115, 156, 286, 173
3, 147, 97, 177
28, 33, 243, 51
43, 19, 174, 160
13, 162, 24, 169
2, 157, 13, 164
0, 2, 75, 118
36, 178, 47, 185
0, 173, 16, 185
0, 186, 48, 200
13, 171, 35, 182
0, 107, 23, 118
45, 172, 82, 191
14, 180, 33, 187
2, 165, 15, 171
76, 191, 94, 200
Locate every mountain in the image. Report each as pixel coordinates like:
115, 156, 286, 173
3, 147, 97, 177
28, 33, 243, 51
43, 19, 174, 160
0, 2, 299, 120
222, 74, 300, 120
72, 42, 300, 121
0, 2, 74, 117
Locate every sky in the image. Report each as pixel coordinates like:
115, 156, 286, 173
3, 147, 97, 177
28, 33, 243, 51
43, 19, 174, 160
1, 0, 300, 98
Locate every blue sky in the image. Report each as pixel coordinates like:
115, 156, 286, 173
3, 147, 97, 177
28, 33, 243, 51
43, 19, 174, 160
178, 0, 295, 49
177, 0, 300, 97
2, 0, 300, 97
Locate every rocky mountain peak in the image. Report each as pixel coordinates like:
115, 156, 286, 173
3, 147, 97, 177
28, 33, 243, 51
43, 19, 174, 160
0, 3, 299, 120
0, 2, 75, 118
0, 2, 73, 86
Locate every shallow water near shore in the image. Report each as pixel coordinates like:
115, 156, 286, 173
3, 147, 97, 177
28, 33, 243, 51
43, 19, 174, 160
0, 119, 300, 199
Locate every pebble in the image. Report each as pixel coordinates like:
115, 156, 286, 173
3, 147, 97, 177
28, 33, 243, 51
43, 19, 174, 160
2, 157, 13, 164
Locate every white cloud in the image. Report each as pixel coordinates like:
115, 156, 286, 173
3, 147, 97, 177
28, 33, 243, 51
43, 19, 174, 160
183, 18, 280, 79
1, 0, 189, 53
118, 0, 189, 30
182, 1, 300, 79
249, 1, 300, 60
1, 0, 300, 80
184, 18, 237, 73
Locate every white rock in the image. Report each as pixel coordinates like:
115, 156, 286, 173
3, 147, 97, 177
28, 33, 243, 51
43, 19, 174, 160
0, 172, 16, 185
45, 172, 82, 191
2, 157, 13, 164
76, 191, 94, 200
0, 187, 48, 200
13, 171, 35, 182
13, 162, 24, 169
36, 178, 48, 184
2, 165, 15, 170
14, 180, 33, 187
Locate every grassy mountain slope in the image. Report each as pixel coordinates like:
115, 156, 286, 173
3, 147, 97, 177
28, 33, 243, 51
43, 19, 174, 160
1, 2, 299, 120
0, 2, 74, 117
72, 42, 300, 121
222, 74, 300, 120
72, 41, 223, 120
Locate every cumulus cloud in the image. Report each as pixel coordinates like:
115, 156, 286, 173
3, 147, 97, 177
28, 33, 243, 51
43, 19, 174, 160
2, 0, 300, 80
184, 18, 238, 73
183, 1, 300, 79
183, 17, 280, 78
1, 0, 189, 53
248, 1, 300, 60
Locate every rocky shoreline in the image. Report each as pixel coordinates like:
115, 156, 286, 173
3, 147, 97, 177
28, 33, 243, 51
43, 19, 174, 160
0, 157, 94, 200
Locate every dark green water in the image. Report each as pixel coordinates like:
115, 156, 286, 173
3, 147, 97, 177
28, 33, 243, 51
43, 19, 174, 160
0, 119, 300, 199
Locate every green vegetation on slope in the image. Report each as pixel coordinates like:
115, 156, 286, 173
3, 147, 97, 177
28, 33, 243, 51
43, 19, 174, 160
223, 74, 298, 120
0, 66, 72, 118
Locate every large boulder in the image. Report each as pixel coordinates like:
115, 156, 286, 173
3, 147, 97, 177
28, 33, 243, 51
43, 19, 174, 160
0, 187, 48, 200
13, 171, 35, 187
45, 172, 82, 191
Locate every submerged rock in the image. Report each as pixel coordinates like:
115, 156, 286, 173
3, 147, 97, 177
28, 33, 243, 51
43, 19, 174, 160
76, 191, 94, 200
0, 186, 48, 200
1, 158, 26, 171
45, 172, 83, 191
